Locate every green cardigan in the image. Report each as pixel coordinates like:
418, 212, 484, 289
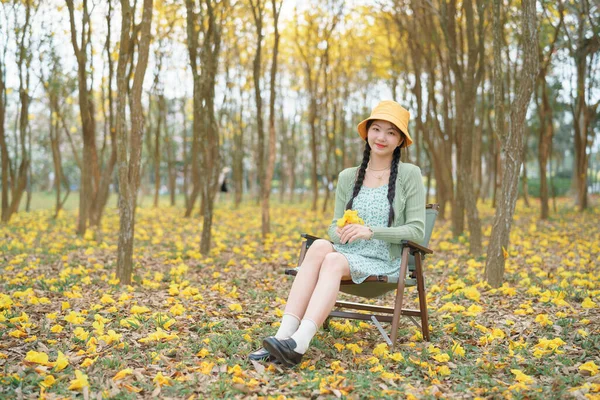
327, 162, 426, 260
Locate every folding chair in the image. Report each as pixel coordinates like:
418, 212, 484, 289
285, 204, 439, 347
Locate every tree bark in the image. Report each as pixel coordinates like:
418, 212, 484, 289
262, 0, 282, 235
486, 0, 538, 288
249, 0, 267, 236
115, 0, 154, 285
186, 0, 226, 254
66, 0, 101, 235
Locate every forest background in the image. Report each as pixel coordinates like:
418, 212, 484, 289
0, 0, 599, 398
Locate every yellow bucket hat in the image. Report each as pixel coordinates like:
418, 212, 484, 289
357, 100, 413, 147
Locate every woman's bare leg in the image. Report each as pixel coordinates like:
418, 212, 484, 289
302, 253, 351, 326
283, 239, 335, 319
289, 253, 351, 354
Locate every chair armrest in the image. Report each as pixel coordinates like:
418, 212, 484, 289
401, 240, 433, 255
301, 233, 332, 243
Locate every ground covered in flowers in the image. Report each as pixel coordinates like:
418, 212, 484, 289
1, 197, 599, 399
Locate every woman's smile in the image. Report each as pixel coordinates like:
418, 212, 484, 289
374, 143, 387, 149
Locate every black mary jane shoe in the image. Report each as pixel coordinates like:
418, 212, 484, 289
262, 336, 303, 367
248, 347, 277, 362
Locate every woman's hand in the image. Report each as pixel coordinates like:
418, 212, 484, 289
336, 224, 373, 244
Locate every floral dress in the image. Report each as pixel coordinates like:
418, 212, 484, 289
333, 184, 401, 284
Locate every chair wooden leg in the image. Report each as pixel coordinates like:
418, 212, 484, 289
415, 252, 430, 341
390, 246, 410, 348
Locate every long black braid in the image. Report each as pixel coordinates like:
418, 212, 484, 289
386, 146, 401, 227
346, 121, 404, 227
345, 141, 371, 211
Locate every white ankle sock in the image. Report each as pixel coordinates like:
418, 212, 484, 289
290, 319, 318, 354
275, 313, 300, 339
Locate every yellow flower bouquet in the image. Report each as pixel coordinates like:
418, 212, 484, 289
336, 209, 364, 227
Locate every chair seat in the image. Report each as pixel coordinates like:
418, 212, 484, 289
284, 268, 417, 299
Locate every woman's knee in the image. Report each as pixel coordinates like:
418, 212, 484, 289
319, 253, 349, 278
305, 239, 333, 258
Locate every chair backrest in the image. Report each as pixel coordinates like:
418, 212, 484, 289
422, 204, 440, 249
407, 204, 439, 270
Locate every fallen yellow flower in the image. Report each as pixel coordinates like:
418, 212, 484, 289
138, 328, 179, 343
68, 370, 89, 391
130, 305, 150, 314
535, 314, 553, 327
54, 351, 69, 372
39, 374, 56, 388
113, 368, 133, 381
432, 353, 450, 363
581, 297, 597, 309
511, 369, 534, 384
24, 350, 51, 366
579, 361, 599, 376
345, 343, 363, 354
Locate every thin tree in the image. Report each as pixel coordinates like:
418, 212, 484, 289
185, 0, 228, 254
485, 0, 539, 287
436, 0, 485, 255
535, 2, 564, 219
262, 0, 283, 236
564, 0, 600, 211
249, 0, 267, 235
115, 0, 154, 285
65, 0, 98, 235
0, 3, 10, 222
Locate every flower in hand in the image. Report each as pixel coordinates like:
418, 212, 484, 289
336, 210, 372, 244
336, 209, 364, 227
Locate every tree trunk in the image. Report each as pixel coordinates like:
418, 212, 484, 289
250, 0, 268, 236
521, 148, 530, 207
186, 0, 225, 254
181, 98, 190, 210
262, 0, 282, 236
0, 53, 8, 222
116, 0, 154, 285
485, 0, 538, 288
66, 0, 100, 235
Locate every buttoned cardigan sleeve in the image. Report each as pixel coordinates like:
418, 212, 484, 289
369, 165, 426, 244
327, 168, 355, 244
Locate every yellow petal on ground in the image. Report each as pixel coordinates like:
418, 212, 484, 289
39, 374, 56, 388
68, 370, 89, 391
153, 372, 172, 387
100, 294, 115, 304
432, 353, 450, 363
388, 352, 404, 362
579, 361, 599, 376
228, 303, 242, 312
451, 341, 466, 357
535, 314, 553, 327
130, 305, 150, 314
511, 369, 534, 384
373, 343, 389, 357
437, 365, 451, 376
113, 368, 134, 381
9, 329, 27, 338
54, 351, 69, 372
581, 297, 597, 309
80, 357, 97, 368
196, 348, 210, 358
45, 313, 57, 320
24, 350, 51, 366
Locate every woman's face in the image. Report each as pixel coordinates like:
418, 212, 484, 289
367, 119, 404, 157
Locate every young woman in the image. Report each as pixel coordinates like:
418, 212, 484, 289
250, 100, 426, 367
